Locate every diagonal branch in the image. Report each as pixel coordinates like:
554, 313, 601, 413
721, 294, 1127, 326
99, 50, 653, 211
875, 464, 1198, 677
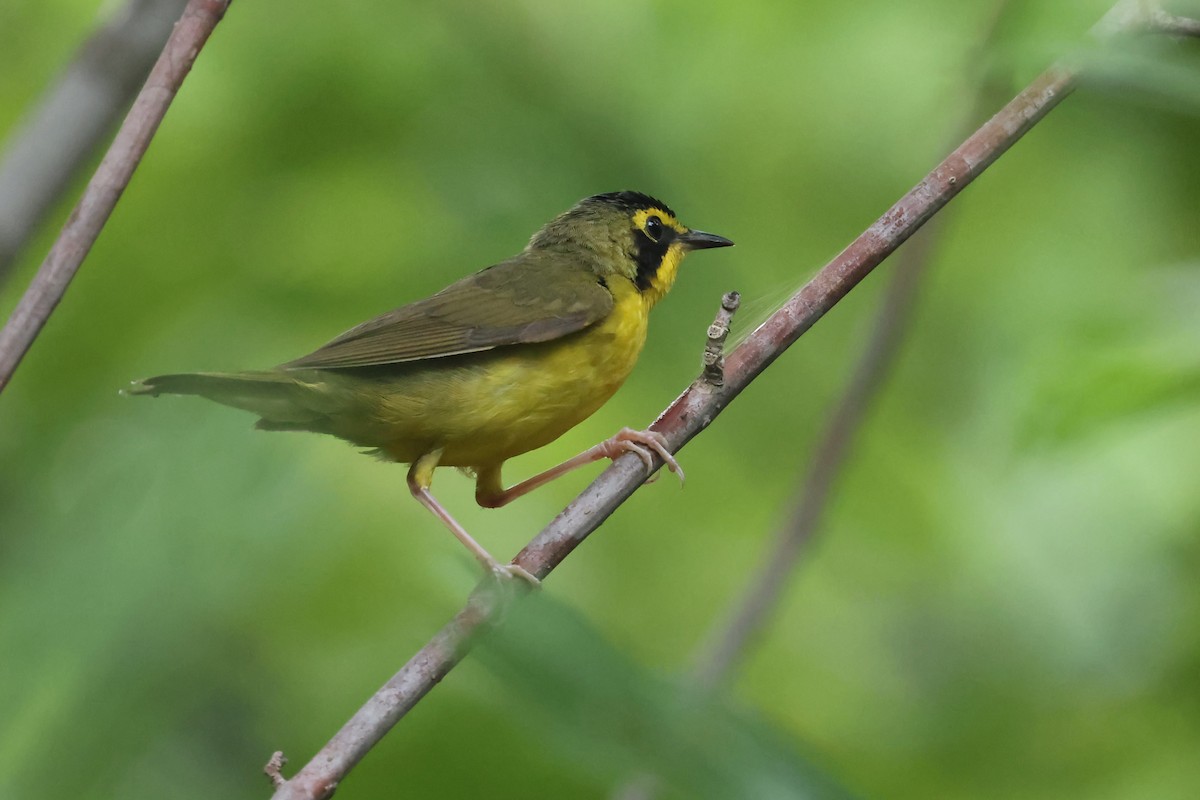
0, 0, 189, 282
0, 0, 233, 393
670, 0, 1200, 703
1095, 0, 1200, 38
614, 236, 936, 800
269, 51, 1078, 800
690, 224, 936, 693
686, 0, 1015, 700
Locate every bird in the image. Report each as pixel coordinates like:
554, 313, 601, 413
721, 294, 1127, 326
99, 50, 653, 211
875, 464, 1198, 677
129, 191, 734, 584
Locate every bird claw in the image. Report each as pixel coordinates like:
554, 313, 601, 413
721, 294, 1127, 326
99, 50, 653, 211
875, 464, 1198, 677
598, 427, 685, 485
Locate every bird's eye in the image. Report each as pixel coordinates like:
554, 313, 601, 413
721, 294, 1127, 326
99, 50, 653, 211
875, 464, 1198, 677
645, 215, 664, 241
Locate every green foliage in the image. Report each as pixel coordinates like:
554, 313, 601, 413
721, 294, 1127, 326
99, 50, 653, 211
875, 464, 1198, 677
477, 597, 856, 799
2, 1, 1199, 798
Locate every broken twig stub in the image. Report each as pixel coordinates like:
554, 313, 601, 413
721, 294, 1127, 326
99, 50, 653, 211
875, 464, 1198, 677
702, 291, 740, 387
264, 751, 288, 788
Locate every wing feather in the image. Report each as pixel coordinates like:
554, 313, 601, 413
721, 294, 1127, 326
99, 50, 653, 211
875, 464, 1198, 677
283, 255, 613, 370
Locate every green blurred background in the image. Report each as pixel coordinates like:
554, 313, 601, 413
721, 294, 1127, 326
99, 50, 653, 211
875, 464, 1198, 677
3, 0, 1200, 797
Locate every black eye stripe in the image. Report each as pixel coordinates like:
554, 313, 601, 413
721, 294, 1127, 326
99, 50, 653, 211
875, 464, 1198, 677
632, 227, 673, 291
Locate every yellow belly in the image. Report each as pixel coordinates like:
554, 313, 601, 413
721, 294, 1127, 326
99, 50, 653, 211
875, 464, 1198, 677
320, 288, 650, 468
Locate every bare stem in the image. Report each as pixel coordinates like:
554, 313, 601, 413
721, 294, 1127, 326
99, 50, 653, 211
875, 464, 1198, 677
692, 228, 935, 690
1095, 0, 1200, 38
611, 4, 1199, 799
688, 0, 1015, 698
1154, 12, 1200, 37
269, 47, 1078, 800
0, 0, 189, 281
0, 0, 233, 393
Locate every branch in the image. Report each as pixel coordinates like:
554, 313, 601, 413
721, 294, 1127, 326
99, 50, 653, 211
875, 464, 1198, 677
0, 0, 233, 393
691, 228, 935, 692
1150, 9, 1200, 36
1095, 0, 1200, 38
0, 0, 189, 282
683, 0, 1200, 696
613, 20, 1011, 800
616, 4, 1200, 797
268, 50, 1078, 800
687, 0, 1015, 699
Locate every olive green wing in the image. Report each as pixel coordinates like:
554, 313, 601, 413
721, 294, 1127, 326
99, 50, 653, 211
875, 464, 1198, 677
283, 255, 614, 370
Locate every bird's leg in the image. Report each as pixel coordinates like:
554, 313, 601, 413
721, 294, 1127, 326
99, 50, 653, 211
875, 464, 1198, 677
475, 427, 684, 509
407, 450, 539, 586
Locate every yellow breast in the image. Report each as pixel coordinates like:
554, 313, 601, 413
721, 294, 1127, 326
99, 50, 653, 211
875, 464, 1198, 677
347, 279, 652, 468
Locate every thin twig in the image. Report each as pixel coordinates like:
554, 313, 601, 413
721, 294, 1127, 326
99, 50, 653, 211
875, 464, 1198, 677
1095, 0, 1200, 38
609, 5, 1199, 799
0, 0, 233, 393
701, 291, 740, 387
688, 0, 1014, 699
691, 228, 935, 691
269, 48, 1078, 800
614, 151, 956, 800
264, 752, 288, 788
0, 0, 189, 281
684, 0, 1200, 697
1153, 12, 1200, 37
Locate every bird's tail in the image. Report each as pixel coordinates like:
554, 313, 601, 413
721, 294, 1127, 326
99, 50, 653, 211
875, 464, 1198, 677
126, 371, 329, 429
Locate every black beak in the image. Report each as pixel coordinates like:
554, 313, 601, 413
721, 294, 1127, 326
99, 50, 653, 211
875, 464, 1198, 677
680, 229, 734, 250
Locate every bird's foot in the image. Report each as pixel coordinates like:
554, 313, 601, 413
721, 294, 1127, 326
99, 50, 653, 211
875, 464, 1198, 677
597, 427, 684, 485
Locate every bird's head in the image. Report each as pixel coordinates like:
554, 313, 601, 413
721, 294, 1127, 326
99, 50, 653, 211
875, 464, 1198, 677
528, 191, 733, 306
